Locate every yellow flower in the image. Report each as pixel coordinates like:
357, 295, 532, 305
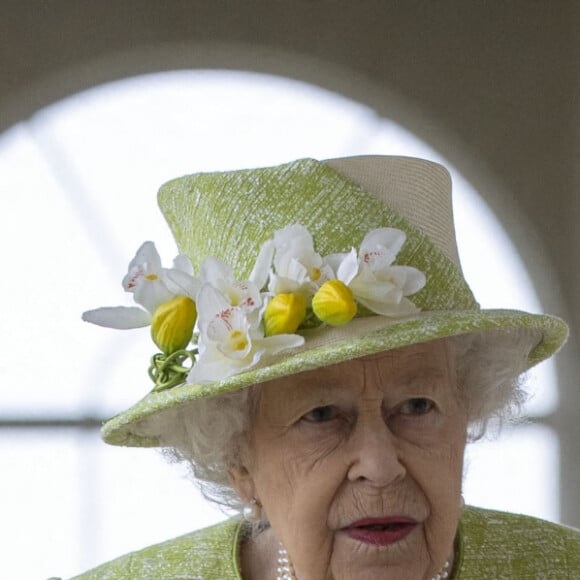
264, 293, 307, 336
151, 296, 197, 354
312, 280, 357, 326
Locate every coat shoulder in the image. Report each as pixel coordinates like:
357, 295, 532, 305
66, 518, 243, 580
458, 506, 580, 578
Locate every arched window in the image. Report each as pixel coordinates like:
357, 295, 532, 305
0, 70, 561, 579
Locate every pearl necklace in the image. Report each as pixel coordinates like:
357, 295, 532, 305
432, 559, 451, 580
276, 544, 451, 580
276, 544, 295, 580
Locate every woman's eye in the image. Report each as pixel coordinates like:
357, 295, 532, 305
302, 405, 338, 423
399, 397, 434, 416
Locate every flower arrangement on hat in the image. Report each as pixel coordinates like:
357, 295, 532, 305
83, 224, 426, 392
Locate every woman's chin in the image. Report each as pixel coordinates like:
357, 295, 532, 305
327, 525, 429, 579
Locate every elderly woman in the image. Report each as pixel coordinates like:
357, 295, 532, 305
72, 156, 579, 579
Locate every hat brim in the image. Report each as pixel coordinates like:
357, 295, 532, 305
102, 308, 568, 447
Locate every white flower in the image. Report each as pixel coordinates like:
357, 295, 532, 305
261, 224, 333, 296
188, 284, 304, 384
325, 228, 426, 317
200, 257, 261, 312
82, 241, 199, 330
248, 239, 275, 290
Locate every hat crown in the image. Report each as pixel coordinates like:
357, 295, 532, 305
325, 156, 461, 268
158, 157, 478, 313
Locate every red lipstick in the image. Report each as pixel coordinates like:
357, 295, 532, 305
344, 517, 417, 546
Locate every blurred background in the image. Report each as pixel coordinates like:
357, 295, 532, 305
0, 3, 578, 579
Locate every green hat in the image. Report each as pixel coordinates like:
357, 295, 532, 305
86, 156, 568, 447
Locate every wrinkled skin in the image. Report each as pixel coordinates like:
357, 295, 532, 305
230, 339, 467, 580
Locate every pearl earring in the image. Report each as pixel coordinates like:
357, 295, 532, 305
242, 497, 262, 522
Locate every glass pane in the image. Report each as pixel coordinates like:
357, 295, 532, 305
463, 424, 559, 521
0, 126, 111, 416
1, 430, 85, 580
1, 429, 227, 580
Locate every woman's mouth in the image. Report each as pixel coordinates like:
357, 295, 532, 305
343, 517, 418, 546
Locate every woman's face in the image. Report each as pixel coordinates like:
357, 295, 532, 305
232, 339, 467, 580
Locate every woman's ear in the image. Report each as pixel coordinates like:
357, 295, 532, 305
228, 465, 256, 504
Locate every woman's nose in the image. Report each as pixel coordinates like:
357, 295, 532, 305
345, 416, 406, 486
